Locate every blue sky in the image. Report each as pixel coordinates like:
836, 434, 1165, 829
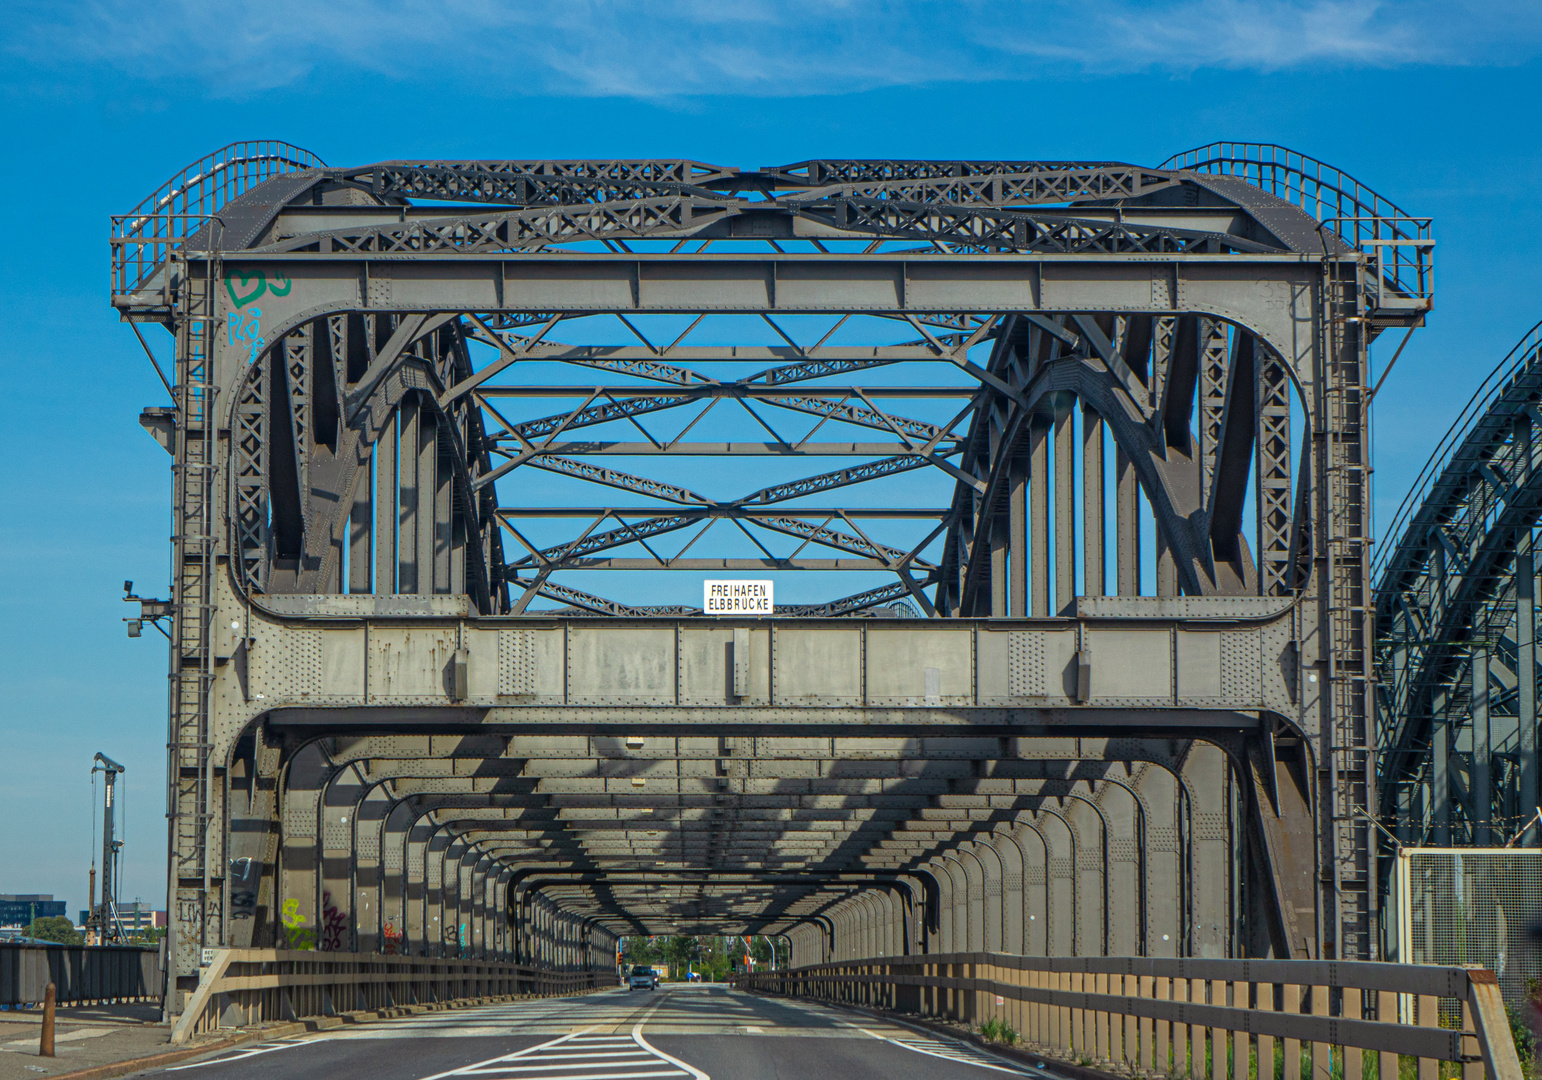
1, 0, 1539, 915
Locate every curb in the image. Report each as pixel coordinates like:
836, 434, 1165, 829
38, 1038, 243, 1080
41, 988, 609, 1080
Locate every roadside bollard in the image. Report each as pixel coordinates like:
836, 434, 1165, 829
40, 982, 56, 1057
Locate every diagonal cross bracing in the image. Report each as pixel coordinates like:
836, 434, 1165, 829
113, 142, 1416, 995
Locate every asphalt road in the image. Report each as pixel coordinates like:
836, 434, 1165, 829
154, 984, 1051, 1080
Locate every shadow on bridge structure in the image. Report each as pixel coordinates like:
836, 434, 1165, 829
109, 139, 1434, 1024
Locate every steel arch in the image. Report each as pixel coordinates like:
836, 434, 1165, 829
1375, 321, 1542, 847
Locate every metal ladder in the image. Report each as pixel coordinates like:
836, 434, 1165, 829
167, 226, 222, 1000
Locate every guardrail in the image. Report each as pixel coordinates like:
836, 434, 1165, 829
111, 140, 323, 301
0, 942, 162, 1006
172, 950, 609, 1043
737, 953, 1525, 1080
1162, 141, 1433, 310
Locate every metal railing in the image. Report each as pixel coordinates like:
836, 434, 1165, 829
109, 212, 215, 304
1373, 319, 1542, 586
0, 942, 162, 1006
737, 952, 1525, 1080
171, 949, 608, 1043
1162, 141, 1433, 307
111, 140, 323, 301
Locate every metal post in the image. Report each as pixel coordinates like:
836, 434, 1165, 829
1520, 544, 1540, 845
40, 983, 55, 1057
1472, 649, 1491, 845
1432, 698, 1451, 846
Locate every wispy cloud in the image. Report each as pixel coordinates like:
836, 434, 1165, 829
7, 0, 1540, 98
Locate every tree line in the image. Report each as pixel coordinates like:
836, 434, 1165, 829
619, 934, 790, 980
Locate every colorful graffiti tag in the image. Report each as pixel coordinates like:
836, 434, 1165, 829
224, 269, 291, 365
226, 306, 264, 364
225, 269, 291, 309
277, 892, 350, 951
279, 897, 316, 950
319, 891, 349, 951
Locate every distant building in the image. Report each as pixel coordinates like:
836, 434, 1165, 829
78, 902, 166, 935
0, 894, 67, 927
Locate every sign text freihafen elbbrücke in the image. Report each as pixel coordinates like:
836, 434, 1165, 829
703, 580, 774, 615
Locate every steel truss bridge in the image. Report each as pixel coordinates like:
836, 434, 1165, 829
1376, 324, 1542, 848
110, 140, 1431, 1019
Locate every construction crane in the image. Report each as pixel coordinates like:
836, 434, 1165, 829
86, 754, 127, 944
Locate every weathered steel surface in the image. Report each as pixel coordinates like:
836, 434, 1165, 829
110, 141, 1426, 1020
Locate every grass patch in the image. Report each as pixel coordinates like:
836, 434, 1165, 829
980, 1017, 1020, 1046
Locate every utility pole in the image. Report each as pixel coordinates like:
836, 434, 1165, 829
87, 754, 128, 943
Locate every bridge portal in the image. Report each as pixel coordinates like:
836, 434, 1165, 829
110, 141, 1431, 1019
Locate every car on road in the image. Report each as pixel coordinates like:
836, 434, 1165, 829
628, 964, 659, 990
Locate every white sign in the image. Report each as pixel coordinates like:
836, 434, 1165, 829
703, 579, 774, 615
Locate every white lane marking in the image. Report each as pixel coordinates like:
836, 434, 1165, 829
855, 1027, 1037, 1076
412, 998, 701, 1080
630, 989, 709, 1080
470, 1074, 681, 1080
166, 1038, 311, 1070
413, 1026, 599, 1080
468, 1066, 663, 1075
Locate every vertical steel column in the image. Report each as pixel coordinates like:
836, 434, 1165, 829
1521, 538, 1541, 844
1098, 782, 1142, 956
398, 399, 421, 595
1185, 744, 1231, 958
1198, 319, 1230, 497
1115, 446, 1140, 596
993, 831, 1025, 954
1030, 416, 1051, 617
374, 411, 397, 594
1432, 693, 1451, 845
1472, 650, 1492, 845
1256, 356, 1294, 597
417, 410, 437, 596
1082, 403, 1105, 597
1054, 400, 1076, 614
990, 514, 1009, 617
1010, 452, 1028, 615
433, 424, 452, 593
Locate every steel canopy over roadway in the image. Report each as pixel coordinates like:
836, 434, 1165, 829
110, 141, 1431, 1021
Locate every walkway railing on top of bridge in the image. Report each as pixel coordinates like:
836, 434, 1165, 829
1373, 319, 1542, 588
1162, 141, 1433, 310
738, 952, 1526, 1080
110, 140, 325, 302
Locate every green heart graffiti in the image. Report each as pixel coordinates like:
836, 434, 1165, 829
226, 269, 266, 308
226, 269, 291, 307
